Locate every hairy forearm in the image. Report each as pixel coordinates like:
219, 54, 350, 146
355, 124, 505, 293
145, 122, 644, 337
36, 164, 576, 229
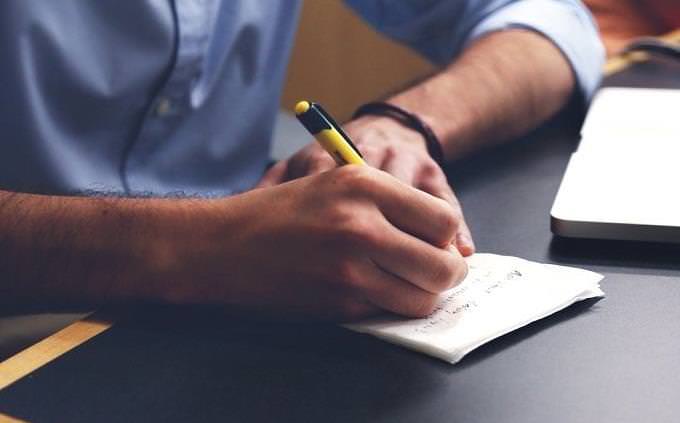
0, 163, 472, 319
388, 29, 576, 160
0, 189, 199, 305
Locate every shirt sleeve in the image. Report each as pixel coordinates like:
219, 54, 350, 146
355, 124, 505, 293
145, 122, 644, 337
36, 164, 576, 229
343, 0, 605, 102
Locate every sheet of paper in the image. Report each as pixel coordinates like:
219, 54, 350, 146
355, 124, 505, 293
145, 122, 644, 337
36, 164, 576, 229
345, 253, 604, 364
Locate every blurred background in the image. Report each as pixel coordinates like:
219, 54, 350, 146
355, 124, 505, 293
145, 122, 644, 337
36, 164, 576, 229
273, 0, 680, 160
585, 0, 680, 55
281, 1, 434, 121
274, 1, 435, 160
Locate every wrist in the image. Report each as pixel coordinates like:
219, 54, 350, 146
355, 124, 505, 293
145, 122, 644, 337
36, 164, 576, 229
350, 114, 429, 151
143, 194, 263, 306
352, 101, 445, 164
140, 198, 223, 304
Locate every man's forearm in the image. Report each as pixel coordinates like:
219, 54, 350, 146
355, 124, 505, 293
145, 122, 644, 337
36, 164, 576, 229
0, 190, 190, 305
0, 164, 472, 319
388, 29, 576, 160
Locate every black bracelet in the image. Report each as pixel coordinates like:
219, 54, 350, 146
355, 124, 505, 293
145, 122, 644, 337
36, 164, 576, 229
352, 102, 445, 165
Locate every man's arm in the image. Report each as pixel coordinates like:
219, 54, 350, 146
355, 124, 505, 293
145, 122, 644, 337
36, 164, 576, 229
0, 190, 184, 304
386, 29, 575, 161
0, 165, 468, 320
260, 30, 578, 253
259, 0, 604, 254
258, 31, 571, 253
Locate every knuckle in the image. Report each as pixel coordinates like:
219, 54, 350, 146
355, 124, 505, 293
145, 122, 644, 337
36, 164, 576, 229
437, 205, 460, 239
360, 143, 380, 157
431, 255, 461, 291
421, 160, 440, 178
333, 259, 361, 288
334, 163, 366, 180
334, 165, 376, 194
453, 259, 469, 287
330, 209, 380, 249
347, 223, 381, 249
439, 255, 468, 290
325, 202, 355, 227
383, 144, 397, 159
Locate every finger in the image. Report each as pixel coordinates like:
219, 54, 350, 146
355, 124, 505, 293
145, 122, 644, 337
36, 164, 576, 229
382, 152, 418, 186
256, 160, 289, 188
285, 142, 336, 181
426, 192, 474, 256
368, 171, 460, 248
353, 258, 443, 318
454, 220, 474, 257
418, 172, 475, 256
305, 152, 336, 176
369, 221, 468, 294
285, 151, 313, 181
356, 143, 386, 168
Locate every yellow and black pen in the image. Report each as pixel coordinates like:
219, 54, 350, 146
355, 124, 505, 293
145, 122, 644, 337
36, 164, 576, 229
294, 100, 366, 166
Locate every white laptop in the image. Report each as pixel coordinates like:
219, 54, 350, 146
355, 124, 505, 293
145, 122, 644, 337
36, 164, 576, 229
551, 87, 680, 243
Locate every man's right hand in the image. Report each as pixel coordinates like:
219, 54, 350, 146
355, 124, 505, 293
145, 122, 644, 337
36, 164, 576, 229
160, 165, 468, 321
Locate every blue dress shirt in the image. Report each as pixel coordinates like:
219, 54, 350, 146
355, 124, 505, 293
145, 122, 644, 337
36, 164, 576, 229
0, 0, 603, 197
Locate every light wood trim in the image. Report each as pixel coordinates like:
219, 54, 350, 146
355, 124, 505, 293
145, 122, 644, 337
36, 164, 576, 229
604, 29, 680, 76
0, 413, 28, 423
0, 313, 112, 391
604, 50, 650, 76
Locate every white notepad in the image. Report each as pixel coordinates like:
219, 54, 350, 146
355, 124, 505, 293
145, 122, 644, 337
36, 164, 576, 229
345, 253, 604, 364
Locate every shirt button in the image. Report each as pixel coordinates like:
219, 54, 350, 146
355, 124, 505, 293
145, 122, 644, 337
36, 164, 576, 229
155, 97, 172, 116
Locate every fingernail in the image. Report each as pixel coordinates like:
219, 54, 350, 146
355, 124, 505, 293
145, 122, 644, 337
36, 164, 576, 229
456, 233, 475, 255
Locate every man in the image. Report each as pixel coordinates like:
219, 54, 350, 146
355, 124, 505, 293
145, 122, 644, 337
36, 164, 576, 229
0, 1, 603, 320
586, 0, 680, 54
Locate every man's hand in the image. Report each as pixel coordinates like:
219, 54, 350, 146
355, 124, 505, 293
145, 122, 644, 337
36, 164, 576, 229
168, 165, 469, 321
258, 115, 475, 256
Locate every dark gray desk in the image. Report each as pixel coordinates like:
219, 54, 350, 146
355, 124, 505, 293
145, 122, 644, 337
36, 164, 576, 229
1, 61, 680, 422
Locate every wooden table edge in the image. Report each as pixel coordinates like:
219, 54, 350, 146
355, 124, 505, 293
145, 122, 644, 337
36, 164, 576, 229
0, 312, 113, 391
0, 412, 29, 423
604, 29, 680, 77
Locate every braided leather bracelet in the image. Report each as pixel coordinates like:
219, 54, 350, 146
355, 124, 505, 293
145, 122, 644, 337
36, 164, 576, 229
352, 102, 445, 165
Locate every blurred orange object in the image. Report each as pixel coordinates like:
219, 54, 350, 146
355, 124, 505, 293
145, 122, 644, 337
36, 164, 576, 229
647, 0, 680, 29
586, 0, 680, 55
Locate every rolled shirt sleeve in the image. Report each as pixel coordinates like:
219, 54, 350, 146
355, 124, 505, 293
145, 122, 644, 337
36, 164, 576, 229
344, 0, 605, 102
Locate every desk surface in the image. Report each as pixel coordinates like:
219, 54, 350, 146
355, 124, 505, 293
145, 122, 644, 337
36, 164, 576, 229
2, 60, 680, 423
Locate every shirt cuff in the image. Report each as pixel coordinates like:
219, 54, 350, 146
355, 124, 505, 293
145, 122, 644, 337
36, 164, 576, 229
466, 0, 605, 103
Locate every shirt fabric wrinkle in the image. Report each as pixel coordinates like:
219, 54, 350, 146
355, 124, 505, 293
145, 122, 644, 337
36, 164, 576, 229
0, 0, 603, 197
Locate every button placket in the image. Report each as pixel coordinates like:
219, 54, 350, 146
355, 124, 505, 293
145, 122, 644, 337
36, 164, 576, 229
155, 97, 173, 117
121, 0, 219, 192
